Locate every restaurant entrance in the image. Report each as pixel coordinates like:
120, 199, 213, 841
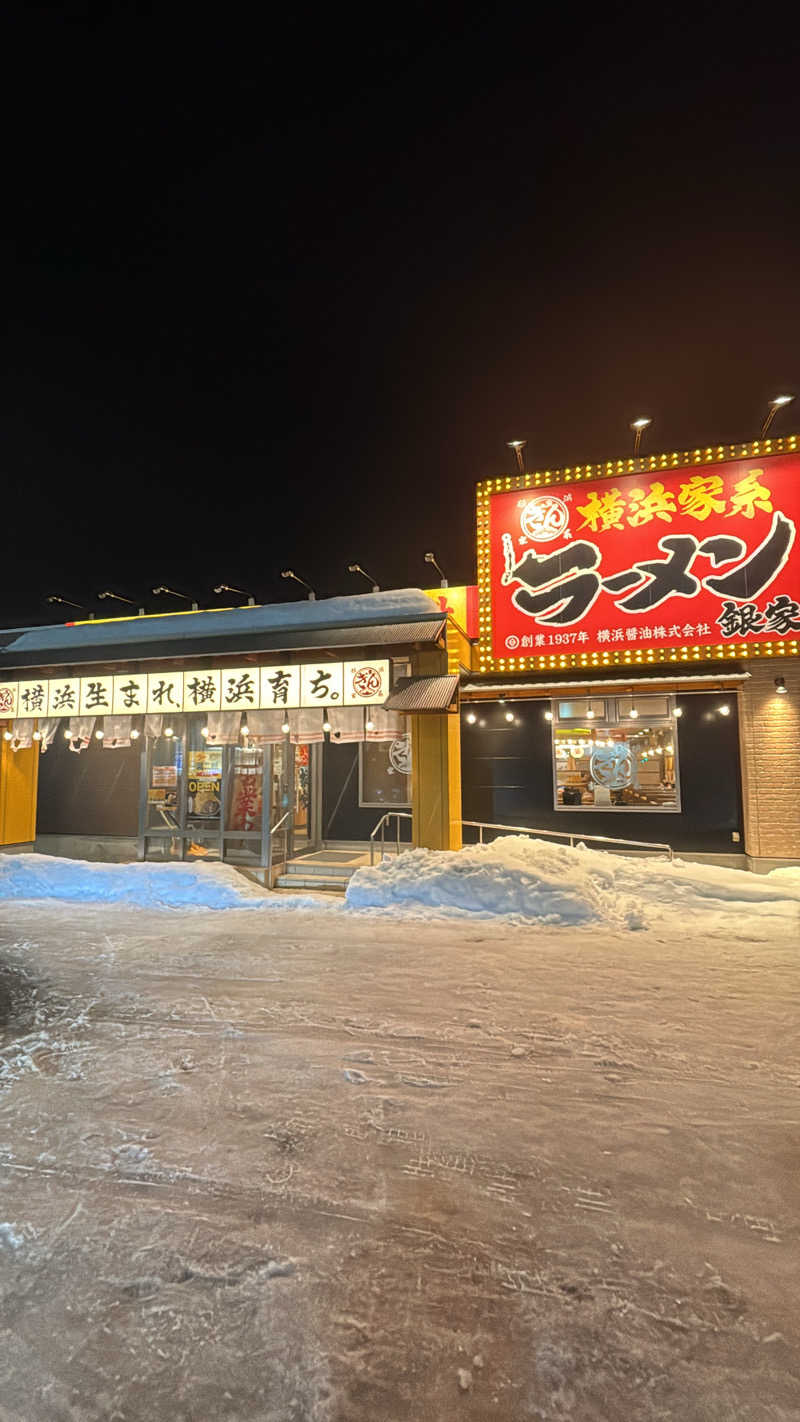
140, 720, 320, 869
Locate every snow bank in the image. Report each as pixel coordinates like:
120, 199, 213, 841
346, 836, 800, 937
0, 854, 333, 912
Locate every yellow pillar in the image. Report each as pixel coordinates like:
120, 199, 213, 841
0, 736, 39, 847
409, 712, 462, 851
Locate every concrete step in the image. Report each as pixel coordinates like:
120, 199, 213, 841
274, 874, 348, 893
283, 860, 357, 880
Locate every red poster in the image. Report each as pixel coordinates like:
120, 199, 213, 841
487, 450, 800, 660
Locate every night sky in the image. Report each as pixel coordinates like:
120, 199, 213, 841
2, 7, 798, 626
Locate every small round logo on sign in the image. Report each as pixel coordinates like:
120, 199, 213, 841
0, 688, 14, 715
352, 665, 382, 699
519, 495, 569, 542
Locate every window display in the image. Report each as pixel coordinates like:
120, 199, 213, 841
552, 696, 679, 811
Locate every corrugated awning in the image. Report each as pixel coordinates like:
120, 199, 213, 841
383, 674, 459, 713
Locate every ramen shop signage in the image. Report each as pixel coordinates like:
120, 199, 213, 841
0, 659, 391, 720
481, 447, 800, 664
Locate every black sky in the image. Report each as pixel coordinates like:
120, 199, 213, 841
2, 4, 799, 626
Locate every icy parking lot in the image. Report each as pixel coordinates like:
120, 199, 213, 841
0, 851, 798, 1420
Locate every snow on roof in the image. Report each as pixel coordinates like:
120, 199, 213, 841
0, 589, 441, 663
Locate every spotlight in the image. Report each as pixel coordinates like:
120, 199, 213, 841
322, 718, 332, 733
200, 725, 209, 738
130, 728, 141, 740
3, 731, 12, 741
63, 728, 72, 739
365, 716, 375, 731
95, 728, 104, 740
241, 722, 249, 735
718, 703, 730, 716
761, 394, 795, 438
280, 570, 316, 601
775, 676, 788, 694
629, 708, 639, 719
281, 719, 290, 734
424, 551, 448, 587
466, 711, 477, 724
164, 726, 174, 738
505, 710, 514, 722
674, 706, 683, 718
586, 709, 595, 719
544, 709, 553, 721
32, 730, 41, 740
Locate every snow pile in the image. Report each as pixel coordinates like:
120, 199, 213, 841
0, 854, 330, 912
346, 836, 800, 937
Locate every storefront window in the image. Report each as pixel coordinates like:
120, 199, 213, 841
552, 696, 679, 811
359, 734, 412, 808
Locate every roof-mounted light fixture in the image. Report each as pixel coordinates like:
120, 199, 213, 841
630, 417, 651, 456
760, 394, 794, 439
775, 675, 788, 694
424, 551, 448, 587
347, 563, 380, 592
507, 439, 527, 474
213, 583, 256, 606
97, 591, 145, 615
280, 570, 316, 600
153, 586, 199, 611
46, 594, 94, 620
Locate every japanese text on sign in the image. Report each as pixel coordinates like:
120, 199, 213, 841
484, 451, 800, 660
0, 659, 391, 720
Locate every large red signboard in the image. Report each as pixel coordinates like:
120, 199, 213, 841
484, 448, 800, 663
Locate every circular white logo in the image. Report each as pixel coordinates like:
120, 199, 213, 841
388, 734, 411, 776
505, 635, 520, 650
520, 495, 569, 542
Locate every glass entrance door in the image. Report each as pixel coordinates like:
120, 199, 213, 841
139, 724, 319, 870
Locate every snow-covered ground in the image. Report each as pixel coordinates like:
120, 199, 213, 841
0, 874, 798, 1419
2, 840, 799, 946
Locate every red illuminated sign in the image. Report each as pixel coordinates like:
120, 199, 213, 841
482, 447, 800, 664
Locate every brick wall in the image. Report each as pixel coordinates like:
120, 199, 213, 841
738, 659, 800, 863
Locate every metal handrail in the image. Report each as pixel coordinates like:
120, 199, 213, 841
461, 819, 673, 860
270, 809, 292, 835
370, 811, 413, 865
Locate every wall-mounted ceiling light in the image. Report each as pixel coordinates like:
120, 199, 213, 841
281, 718, 291, 734
200, 725, 209, 738
674, 706, 683, 718
775, 675, 788, 694
586, 708, 595, 719
164, 726, 174, 738
507, 439, 527, 474
241, 721, 249, 736
63, 728, 72, 740
130, 727, 141, 740
32, 729, 41, 741
466, 711, 477, 724
322, 717, 332, 734
629, 708, 639, 718
544, 709, 553, 721
347, 563, 380, 592
424, 551, 448, 587
505, 710, 515, 722
718, 703, 730, 716
95, 728, 104, 740
365, 716, 375, 731
280, 570, 315, 601
761, 394, 794, 438
3, 730, 12, 741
